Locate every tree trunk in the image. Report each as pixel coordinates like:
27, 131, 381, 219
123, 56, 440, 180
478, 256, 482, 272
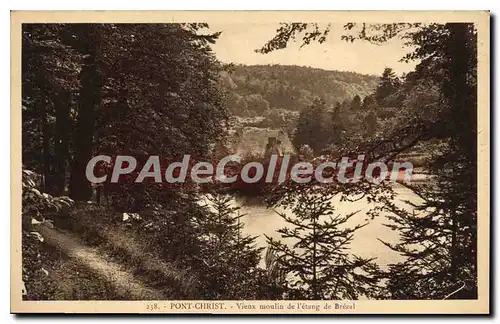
312, 216, 318, 299
447, 23, 473, 283
448, 23, 474, 160
41, 97, 51, 193
51, 91, 71, 196
69, 26, 101, 201
31, 49, 53, 193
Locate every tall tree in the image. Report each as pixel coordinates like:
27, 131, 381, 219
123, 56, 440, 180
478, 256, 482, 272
22, 23, 231, 204
197, 193, 264, 299
258, 21, 479, 299
380, 23, 478, 299
22, 24, 82, 194
68, 24, 102, 201
96, 24, 228, 209
362, 95, 376, 110
350, 94, 362, 110
52, 91, 72, 195
266, 186, 380, 299
374, 68, 400, 106
293, 98, 330, 155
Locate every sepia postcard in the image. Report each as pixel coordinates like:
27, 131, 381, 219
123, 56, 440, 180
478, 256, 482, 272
11, 10, 490, 314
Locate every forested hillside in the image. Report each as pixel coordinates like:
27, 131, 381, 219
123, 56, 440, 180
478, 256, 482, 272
220, 64, 378, 118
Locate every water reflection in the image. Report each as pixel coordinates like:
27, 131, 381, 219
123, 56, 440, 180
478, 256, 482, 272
237, 184, 423, 269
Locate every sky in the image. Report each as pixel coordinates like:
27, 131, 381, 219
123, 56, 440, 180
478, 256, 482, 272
208, 23, 418, 76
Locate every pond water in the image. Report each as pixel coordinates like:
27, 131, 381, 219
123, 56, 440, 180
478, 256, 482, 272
236, 184, 423, 269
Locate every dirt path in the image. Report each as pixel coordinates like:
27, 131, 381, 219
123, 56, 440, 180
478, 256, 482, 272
36, 224, 165, 300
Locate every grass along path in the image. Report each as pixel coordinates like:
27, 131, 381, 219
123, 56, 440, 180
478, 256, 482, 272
36, 224, 165, 300
51, 209, 199, 298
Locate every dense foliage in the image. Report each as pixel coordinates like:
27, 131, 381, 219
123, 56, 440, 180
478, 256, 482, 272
21, 23, 254, 300
22, 23, 229, 201
266, 185, 381, 300
21, 21, 479, 301
259, 22, 478, 300
219, 64, 378, 119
